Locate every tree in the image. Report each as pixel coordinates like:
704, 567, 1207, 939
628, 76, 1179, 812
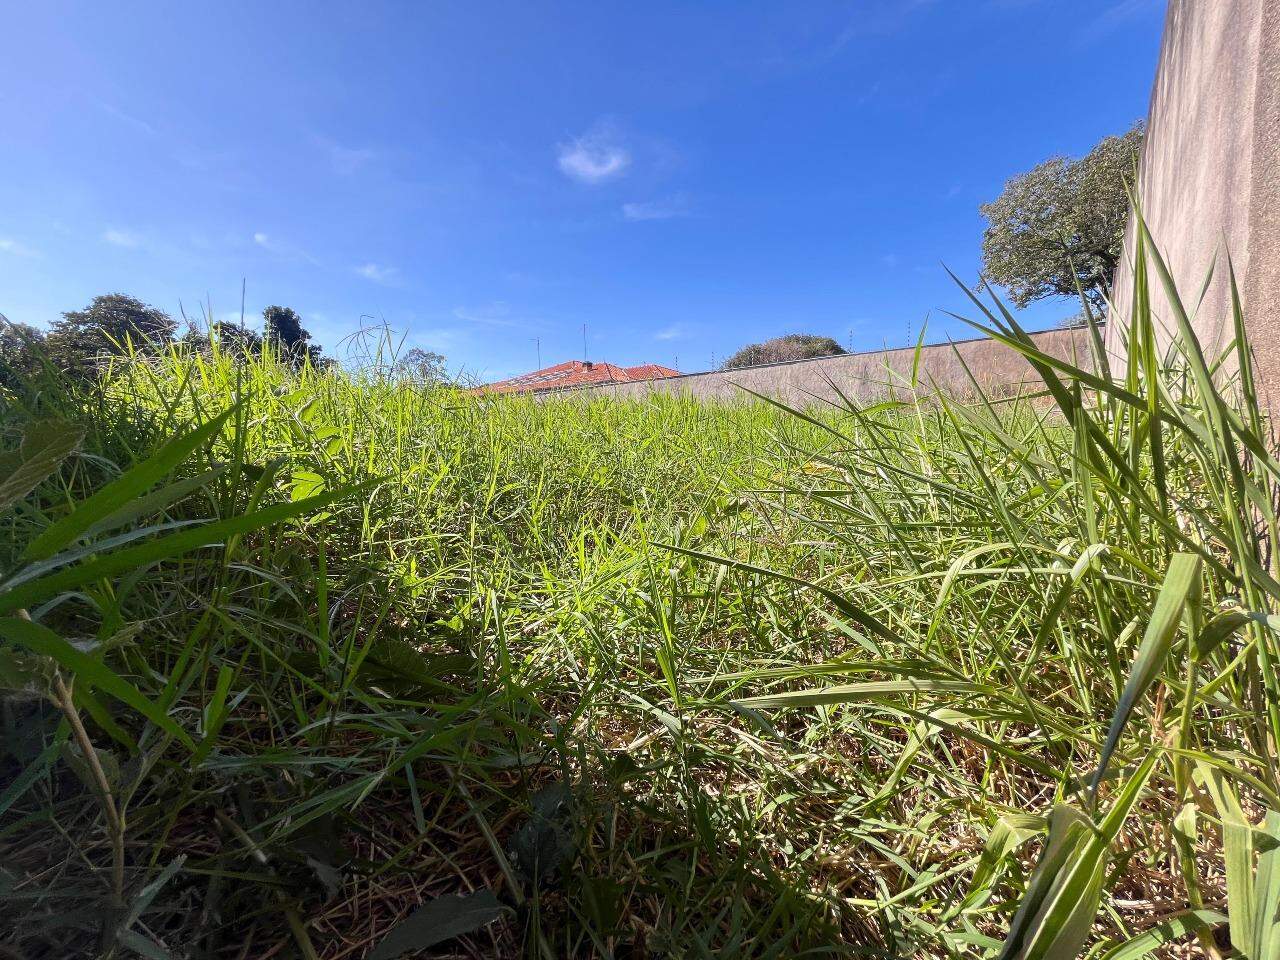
0, 318, 47, 392
47, 293, 176, 372
980, 122, 1144, 311
396, 348, 448, 385
262, 305, 323, 368
722, 333, 846, 371
182, 321, 263, 359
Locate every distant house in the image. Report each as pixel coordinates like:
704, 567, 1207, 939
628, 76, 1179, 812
476, 359, 681, 395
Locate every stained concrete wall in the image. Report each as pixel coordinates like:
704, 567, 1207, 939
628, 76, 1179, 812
1109, 0, 1280, 405
578, 327, 1092, 406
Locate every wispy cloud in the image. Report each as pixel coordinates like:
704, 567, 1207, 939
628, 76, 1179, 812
880, 253, 901, 268
654, 323, 690, 341
412, 327, 470, 353
622, 195, 691, 221
103, 228, 141, 248
783, 0, 937, 68
314, 135, 377, 175
1080, 0, 1161, 39
99, 102, 159, 137
356, 262, 399, 284
0, 237, 38, 258
452, 302, 528, 328
557, 123, 631, 184
254, 231, 320, 265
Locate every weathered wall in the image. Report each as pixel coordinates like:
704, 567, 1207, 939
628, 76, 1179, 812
579, 327, 1092, 406
1109, 0, 1280, 405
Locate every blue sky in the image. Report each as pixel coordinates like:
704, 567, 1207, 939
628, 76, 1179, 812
0, 1, 1164, 380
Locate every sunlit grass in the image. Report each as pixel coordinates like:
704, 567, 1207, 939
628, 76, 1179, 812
2, 226, 1278, 958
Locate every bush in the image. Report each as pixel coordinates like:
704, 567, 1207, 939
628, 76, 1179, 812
722, 332, 846, 370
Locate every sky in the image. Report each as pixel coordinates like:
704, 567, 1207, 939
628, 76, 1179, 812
0, 0, 1166, 381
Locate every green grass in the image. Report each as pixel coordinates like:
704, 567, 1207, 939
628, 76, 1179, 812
2, 231, 1279, 959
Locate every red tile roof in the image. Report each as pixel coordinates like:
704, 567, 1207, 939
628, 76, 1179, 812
476, 360, 681, 395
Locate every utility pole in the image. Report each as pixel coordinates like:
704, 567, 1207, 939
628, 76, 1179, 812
582, 324, 587, 362
532, 337, 541, 369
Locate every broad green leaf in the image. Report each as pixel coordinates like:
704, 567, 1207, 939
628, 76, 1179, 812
361, 635, 474, 688
734, 678, 992, 710
1002, 751, 1159, 960
368, 889, 504, 960
1095, 910, 1226, 960
0, 617, 193, 749
1196, 763, 1256, 955
60, 739, 121, 795
1254, 811, 1280, 960
0, 419, 84, 512
1093, 554, 1201, 791
0, 644, 53, 694
998, 805, 1095, 960
80, 468, 225, 543
1195, 608, 1254, 659
959, 813, 1046, 913
24, 406, 236, 561
0, 480, 375, 616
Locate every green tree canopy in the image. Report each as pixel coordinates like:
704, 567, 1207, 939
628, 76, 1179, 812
182, 321, 263, 359
980, 122, 1143, 310
0, 318, 47, 392
397, 347, 448, 385
722, 333, 846, 371
262, 305, 323, 368
48, 293, 176, 372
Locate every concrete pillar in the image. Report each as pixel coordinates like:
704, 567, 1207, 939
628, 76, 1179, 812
1108, 0, 1280, 406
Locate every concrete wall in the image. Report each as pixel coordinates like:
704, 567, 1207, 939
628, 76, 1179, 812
1109, 0, 1280, 405
579, 327, 1093, 406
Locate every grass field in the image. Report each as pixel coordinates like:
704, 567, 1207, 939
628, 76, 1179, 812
3, 233, 1279, 959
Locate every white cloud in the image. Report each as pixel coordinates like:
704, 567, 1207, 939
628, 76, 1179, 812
880, 253, 901, 268
557, 124, 631, 184
356, 262, 398, 284
254, 231, 321, 265
1080, 0, 1160, 39
413, 327, 469, 352
452, 302, 524, 327
0, 237, 38, 258
655, 323, 689, 341
314, 136, 376, 175
622, 196, 690, 221
100, 102, 158, 137
103, 228, 140, 248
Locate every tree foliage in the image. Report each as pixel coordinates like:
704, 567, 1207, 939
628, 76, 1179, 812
262, 305, 321, 367
722, 333, 846, 371
0, 318, 48, 392
47, 294, 176, 373
397, 348, 448, 385
980, 122, 1143, 309
182, 321, 264, 359
3, 297, 333, 390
